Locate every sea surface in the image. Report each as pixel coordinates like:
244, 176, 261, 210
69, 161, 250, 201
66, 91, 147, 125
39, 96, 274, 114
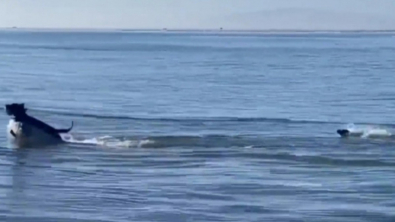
0, 30, 394, 222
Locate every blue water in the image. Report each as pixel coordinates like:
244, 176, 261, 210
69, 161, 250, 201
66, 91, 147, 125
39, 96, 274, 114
0, 30, 395, 222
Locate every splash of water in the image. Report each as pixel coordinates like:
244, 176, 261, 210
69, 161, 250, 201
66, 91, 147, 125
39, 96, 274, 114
60, 133, 154, 148
344, 123, 393, 138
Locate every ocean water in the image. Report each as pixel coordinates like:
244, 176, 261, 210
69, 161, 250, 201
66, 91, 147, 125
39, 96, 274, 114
0, 30, 394, 222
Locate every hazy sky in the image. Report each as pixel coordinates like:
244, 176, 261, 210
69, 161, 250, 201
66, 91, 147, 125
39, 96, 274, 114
1, 0, 394, 30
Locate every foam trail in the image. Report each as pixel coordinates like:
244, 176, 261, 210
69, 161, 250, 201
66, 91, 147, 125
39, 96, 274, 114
60, 133, 154, 148
344, 123, 393, 138
361, 128, 392, 138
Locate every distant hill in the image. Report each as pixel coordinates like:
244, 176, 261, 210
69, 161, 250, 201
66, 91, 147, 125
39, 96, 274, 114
202, 8, 395, 31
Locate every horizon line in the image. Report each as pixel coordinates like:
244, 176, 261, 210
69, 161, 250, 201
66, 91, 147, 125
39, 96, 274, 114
1, 27, 395, 34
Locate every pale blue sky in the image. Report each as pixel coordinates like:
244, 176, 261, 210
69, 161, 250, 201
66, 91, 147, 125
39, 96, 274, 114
1, 0, 394, 30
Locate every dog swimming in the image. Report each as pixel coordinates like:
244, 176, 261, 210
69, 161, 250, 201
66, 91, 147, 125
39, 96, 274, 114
5, 103, 74, 147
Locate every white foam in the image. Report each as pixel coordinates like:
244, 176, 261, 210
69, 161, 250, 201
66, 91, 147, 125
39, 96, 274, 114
362, 128, 392, 138
61, 133, 154, 148
345, 123, 393, 138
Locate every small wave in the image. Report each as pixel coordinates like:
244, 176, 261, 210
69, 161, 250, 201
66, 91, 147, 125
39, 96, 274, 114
0, 42, 252, 53
60, 134, 395, 167
0, 106, 344, 125
61, 134, 154, 148
61, 133, 279, 149
59, 132, 388, 150
61, 134, 241, 149
243, 151, 395, 167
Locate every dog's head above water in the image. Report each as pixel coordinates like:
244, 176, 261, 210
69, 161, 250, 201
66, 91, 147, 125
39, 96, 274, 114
5, 103, 28, 116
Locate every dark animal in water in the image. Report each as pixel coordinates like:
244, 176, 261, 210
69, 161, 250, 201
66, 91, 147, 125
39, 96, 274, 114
5, 103, 73, 146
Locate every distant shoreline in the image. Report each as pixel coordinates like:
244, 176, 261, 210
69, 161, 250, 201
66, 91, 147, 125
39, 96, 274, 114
1, 27, 395, 34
